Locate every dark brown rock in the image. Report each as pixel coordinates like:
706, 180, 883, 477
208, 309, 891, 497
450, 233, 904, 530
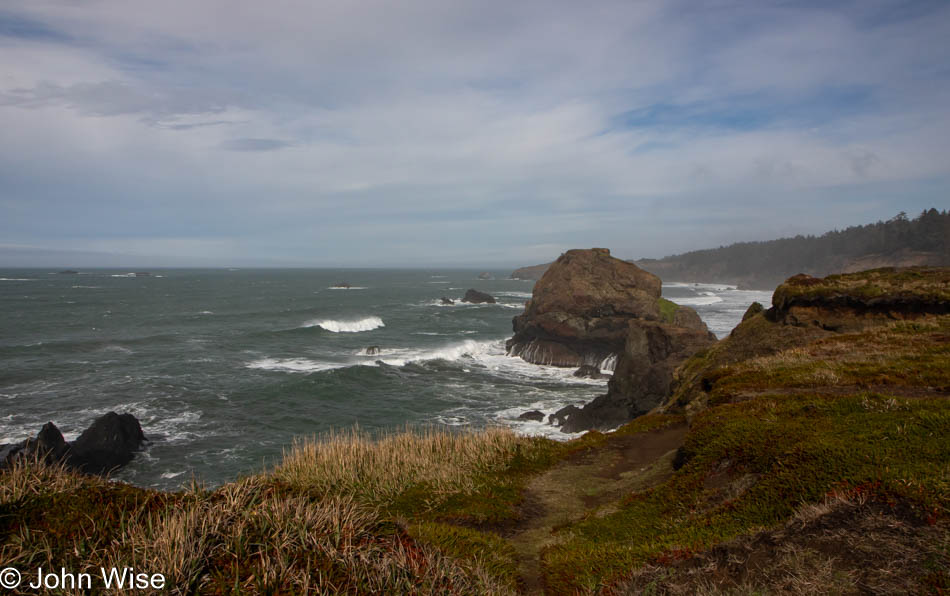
517, 410, 545, 422
0, 413, 146, 476
462, 289, 495, 304
67, 412, 146, 475
508, 248, 718, 432
506, 248, 666, 368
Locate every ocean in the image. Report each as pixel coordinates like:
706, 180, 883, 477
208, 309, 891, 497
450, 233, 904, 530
0, 269, 772, 490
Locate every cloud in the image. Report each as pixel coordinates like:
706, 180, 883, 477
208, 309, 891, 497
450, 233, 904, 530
0, 0, 948, 266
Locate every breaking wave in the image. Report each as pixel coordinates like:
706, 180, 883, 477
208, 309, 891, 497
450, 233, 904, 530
303, 316, 385, 333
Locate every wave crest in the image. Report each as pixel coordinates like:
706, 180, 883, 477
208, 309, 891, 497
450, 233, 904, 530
304, 316, 385, 333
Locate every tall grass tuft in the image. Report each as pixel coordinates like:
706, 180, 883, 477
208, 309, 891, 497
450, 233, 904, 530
273, 425, 546, 508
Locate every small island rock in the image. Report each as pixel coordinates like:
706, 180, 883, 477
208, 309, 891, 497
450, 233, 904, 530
462, 289, 495, 304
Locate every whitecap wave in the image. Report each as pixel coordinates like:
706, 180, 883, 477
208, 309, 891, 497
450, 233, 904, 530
0, 278, 34, 281
304, 316, 384, 333
328, 286, 367, 290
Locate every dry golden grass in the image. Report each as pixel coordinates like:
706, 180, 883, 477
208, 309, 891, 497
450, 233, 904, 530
1, 451, 519, 594
0, 453, 89, 503
273, 425, 543, 507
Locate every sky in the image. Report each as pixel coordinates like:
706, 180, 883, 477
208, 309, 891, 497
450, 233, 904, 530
1, 0, 948, 268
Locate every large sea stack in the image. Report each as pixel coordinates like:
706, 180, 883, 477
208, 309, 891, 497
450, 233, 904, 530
507, 248, 716, 432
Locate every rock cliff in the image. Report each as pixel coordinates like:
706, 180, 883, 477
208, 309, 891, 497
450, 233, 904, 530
507, 248, 716, 431
506, 248, 665, 368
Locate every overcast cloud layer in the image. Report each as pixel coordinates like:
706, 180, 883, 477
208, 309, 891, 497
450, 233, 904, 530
1, 0, 948, 267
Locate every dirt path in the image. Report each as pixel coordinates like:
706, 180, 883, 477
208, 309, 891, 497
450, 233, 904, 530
505, 423, 688, 594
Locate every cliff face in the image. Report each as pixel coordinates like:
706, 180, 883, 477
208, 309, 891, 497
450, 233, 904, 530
506, 248, 665, 368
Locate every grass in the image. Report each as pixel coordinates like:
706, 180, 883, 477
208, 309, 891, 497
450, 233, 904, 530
272, 425, 561, 522
1, 427, 555, 594
771, 267, 950, 309
658, 297, 679, 324
540, 390, 950, 593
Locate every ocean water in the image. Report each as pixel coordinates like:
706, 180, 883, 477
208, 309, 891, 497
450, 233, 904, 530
0, 269, 771, 490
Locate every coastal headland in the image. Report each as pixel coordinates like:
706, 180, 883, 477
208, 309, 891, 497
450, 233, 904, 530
1, 263, 947, 593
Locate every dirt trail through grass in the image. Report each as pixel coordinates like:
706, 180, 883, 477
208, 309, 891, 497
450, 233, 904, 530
504, 423, 688, 594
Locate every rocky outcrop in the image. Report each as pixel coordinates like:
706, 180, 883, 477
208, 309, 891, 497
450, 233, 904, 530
440, 296, 454, 305
767, 268, 950, 331
462, 289, 496, 304
365, 346, 381, 355
507, 248, 716, 432
0, 412, 146, 476
559, 321, 714, 432
506, 248, 665, 368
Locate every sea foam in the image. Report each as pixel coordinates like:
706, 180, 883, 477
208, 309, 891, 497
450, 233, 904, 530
304, 316, 385, 333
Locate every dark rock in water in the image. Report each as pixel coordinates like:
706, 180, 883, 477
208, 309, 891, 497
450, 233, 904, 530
440, 296, 454, 305
549, 405, 582, 427
478, 272, 492, 280
67, 412, 146, 475
506, 248, 663, 368
462, 289, 495, 304
518, 410, 545, 422
0, 413, 145, 476
549, 405, 597, 432
742, 302, 765, 322
365, 346, 381, 355
57, 270, 78, 275
0, 422, 70, 468
573, 364, 604, 379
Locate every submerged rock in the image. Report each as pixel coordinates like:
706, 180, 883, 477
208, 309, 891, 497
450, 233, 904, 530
462, 289, 495, 304
440, 296, 454, 305
365, 346, 381, 355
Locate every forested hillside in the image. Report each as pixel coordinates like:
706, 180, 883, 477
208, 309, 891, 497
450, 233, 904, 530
636, 208, 949, 289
